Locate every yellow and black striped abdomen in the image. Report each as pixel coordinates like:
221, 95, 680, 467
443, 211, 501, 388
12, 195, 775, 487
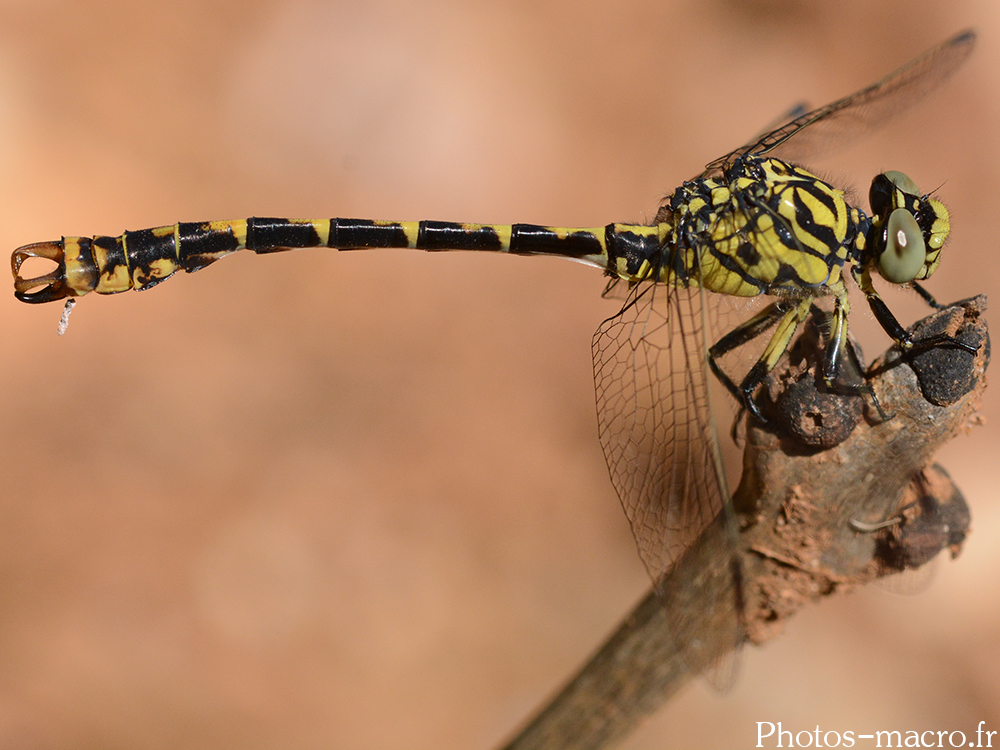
12, 217, 673, 303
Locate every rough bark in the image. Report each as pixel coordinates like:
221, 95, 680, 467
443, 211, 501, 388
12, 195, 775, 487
499, 296, 989, 750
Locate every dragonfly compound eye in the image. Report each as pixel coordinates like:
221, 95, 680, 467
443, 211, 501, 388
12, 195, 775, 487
884, 170, 921, 196
878, 208, 927, 283
869, 170, 920, 218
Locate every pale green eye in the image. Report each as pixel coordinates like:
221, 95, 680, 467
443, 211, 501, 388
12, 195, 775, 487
884, 170, 920, 196
879, 208, 926, 283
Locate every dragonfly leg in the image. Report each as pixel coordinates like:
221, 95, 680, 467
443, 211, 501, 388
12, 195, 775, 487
708, 302, 782, 408
911, 281, 944, 310
852, 267, 979, 355
708, 299, 811, 423
820, 289, 890, 420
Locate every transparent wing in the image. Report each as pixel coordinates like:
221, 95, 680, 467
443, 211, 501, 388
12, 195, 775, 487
748, 101, 811, 145
594, 277, 747, 686
701, 29, 975, 177
600, 276, 633, 302
593, 280, 730, 584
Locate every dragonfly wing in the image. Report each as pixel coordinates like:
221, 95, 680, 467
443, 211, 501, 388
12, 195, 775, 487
594, 278, 745, 687
700, 29, 976, 177
593, 280, 731, 584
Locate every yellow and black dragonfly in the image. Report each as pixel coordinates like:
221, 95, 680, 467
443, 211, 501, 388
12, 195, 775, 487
11, 29, 977, 673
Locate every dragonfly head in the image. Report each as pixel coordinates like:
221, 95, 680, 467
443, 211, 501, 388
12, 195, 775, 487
866, 171, 949, 284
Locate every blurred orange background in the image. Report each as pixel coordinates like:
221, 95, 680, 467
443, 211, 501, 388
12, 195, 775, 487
0, 1, 996, 748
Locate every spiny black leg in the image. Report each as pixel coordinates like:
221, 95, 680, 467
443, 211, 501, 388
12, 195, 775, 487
708, 302, 787, 422
819, 301, 891, 421
707, 350, 743, 405
911, 281, 944, 310
734, 361, 771, 423
867, 292, 978, 355
844, 336, 891, 421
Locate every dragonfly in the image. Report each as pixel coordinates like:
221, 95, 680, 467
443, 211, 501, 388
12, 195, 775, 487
11, 30, 977, 676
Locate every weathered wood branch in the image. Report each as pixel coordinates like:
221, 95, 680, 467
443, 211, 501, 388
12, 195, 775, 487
498, 296, 989, 750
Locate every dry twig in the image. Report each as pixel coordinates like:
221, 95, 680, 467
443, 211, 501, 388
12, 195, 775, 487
499, 296, 989, 750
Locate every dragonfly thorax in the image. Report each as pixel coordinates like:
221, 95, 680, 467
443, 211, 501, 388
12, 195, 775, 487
652, 156, 859, 299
